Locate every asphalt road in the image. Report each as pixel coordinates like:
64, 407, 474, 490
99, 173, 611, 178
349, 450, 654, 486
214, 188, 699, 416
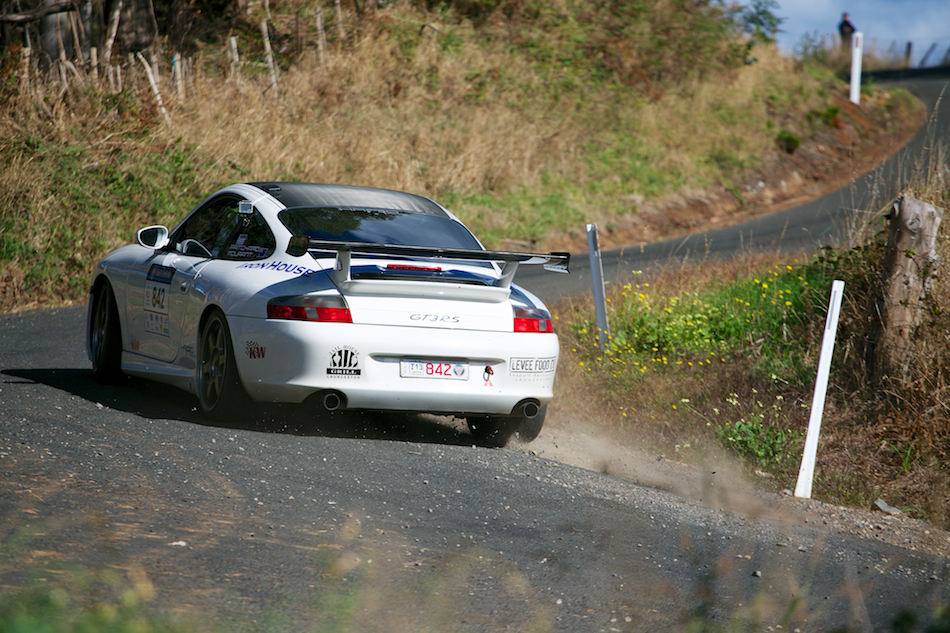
2, 306, 949, 631
2, 76, 950, 632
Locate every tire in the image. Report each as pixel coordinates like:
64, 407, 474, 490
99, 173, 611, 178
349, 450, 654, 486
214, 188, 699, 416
89, 281, 124, 384
516, 404, 547, 443
467, 415, 517, 447
468, 405, 547, 447
196, 309, 251, 420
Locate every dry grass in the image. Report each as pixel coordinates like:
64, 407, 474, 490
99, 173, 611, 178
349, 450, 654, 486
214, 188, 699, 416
1, 0, 858, 311
160, 10, 834, 241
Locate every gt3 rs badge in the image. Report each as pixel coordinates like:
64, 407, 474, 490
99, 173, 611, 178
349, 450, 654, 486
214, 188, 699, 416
328, 346, 361, 377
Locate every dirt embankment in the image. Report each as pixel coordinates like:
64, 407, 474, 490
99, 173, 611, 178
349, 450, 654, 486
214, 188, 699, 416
541, 92, 926, 254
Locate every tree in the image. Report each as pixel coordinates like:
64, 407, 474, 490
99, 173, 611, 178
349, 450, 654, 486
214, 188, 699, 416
736, 0, 783, 44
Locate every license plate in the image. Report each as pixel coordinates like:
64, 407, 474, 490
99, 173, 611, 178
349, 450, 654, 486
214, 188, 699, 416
400, 360, 468, 380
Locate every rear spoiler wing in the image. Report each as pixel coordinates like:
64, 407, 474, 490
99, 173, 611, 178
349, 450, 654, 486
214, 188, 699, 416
287, 237, 570, 289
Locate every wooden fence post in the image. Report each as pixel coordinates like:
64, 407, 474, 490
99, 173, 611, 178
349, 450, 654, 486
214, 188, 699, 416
19, 46, 31, 97
229, 35, 240, 82
150, 49, 160, 90
102, 0, 121, 66
68, 9, 83, 63
315, 6, 327, 70
261, 19, 278, 95
334, 0, 344, 46
136, 51, 171, 126
875, 196, 944, 383
173, 52, 184, 100
127, 53, 136, 89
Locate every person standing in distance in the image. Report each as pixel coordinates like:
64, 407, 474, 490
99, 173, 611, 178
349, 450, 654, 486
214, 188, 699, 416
838, 12, 856, 49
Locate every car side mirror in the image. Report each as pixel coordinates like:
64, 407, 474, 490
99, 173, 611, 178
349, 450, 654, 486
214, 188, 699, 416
137, 225, 169, 249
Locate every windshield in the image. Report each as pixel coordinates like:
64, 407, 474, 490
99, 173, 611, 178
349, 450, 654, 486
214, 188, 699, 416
278, 207, 484, 250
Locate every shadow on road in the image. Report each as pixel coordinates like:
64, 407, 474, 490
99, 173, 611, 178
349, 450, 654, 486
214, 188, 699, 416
2, 367, 483, 448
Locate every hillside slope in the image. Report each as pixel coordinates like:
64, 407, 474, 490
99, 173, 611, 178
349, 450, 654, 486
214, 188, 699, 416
0, 0, 923, 312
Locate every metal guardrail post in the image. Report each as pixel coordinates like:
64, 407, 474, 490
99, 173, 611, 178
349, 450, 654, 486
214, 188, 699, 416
795, 280, 845, 499
850, 32, 863, 104
586, 224, 610, 351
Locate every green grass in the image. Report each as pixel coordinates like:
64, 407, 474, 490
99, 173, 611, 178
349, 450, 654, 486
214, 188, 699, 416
0, 135, 240, 310
0, 577, 187, 633
568, 261, 835, 390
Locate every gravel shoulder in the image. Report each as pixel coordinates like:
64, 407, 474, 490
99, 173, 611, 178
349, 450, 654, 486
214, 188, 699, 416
519, 415, 950, 560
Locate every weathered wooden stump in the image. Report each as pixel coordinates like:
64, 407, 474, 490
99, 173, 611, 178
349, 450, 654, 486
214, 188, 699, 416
875, 196, 943, 384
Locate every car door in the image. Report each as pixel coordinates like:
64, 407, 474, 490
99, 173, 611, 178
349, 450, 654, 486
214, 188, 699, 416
128, 194, 247, 363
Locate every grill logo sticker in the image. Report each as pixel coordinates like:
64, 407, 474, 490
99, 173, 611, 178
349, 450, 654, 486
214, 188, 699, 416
328, 346, 361, 377
245, 341, 267, 359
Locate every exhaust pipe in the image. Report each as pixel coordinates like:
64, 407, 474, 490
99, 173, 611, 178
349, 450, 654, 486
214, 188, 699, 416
513, 400, 540, 419
324, 393, 340, 411
308, 389, 346, 412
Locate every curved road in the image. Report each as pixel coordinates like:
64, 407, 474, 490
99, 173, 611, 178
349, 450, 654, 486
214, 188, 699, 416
1, 76, 949, 632
516, 75, 950, 303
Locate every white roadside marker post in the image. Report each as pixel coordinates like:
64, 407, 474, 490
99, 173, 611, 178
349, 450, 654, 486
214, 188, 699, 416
795, 280, 845, 499
850, 32, 863, 105
586, 224, 610, 351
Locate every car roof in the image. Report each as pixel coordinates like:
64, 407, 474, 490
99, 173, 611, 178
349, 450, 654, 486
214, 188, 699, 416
248, 182, 448, 217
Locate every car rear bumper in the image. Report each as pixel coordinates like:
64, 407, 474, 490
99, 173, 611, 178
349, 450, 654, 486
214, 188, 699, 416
227, 316, 559, 415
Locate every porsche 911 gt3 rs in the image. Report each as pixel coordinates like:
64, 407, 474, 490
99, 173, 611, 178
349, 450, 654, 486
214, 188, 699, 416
86, 182, 570, 445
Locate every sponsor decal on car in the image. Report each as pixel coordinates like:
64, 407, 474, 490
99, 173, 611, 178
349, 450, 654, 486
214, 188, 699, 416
509, 357, 557, 373
227, 244, 268, 260
180, 343, 195, 358
130, 336, 140, 352
144, 264, 174, 337
328, 346, 361, 377
238, 260, 316, 276
245, 341, 267, 360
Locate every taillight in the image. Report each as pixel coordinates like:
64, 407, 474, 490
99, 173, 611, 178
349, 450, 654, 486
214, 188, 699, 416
513, 306, 553, 333
267, 295, 353, 323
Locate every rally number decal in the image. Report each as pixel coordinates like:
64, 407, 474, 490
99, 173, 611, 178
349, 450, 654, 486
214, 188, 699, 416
145, 264, 174, 336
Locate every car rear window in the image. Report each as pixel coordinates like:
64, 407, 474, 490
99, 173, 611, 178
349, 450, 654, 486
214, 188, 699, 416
278, 207, 484, 250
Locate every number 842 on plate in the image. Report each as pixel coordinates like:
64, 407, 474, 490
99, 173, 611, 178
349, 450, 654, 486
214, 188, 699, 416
400, 360, 468, 380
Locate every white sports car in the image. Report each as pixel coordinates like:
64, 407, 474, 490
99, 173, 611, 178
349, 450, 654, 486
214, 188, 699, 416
86, 182, 569, 445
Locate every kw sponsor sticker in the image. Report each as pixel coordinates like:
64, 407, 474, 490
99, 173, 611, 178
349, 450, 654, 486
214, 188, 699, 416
144, 264, 174, 337
509, 357, 557, 373
328, 346, 361, 377
245, 341, 267, 360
